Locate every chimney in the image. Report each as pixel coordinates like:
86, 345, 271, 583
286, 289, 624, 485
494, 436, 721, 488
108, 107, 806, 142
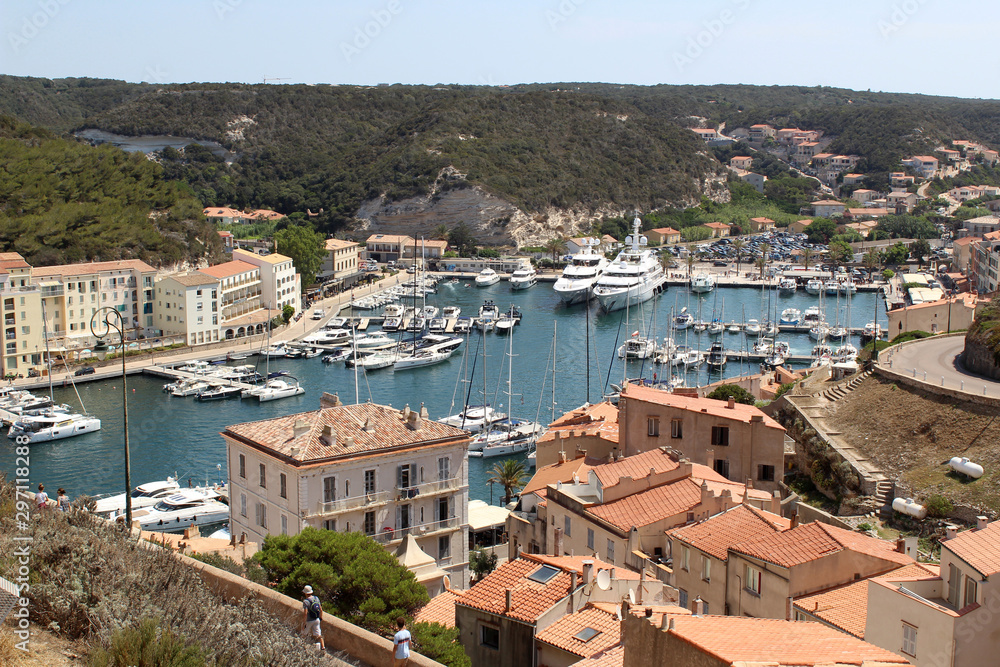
693, 597, 704, 616
570, 571, 578, 591
582, 559, 595, 585
554, 527, 564, 556
645, 607, 653, 618
727, 396, 735, 409
292, 419, 311, 438
946, 525, 958, 541
790, 512, 800, 529
343, 435, 354, 448
750, 414, 763, 423
745, 477, 754, 491
559, 449, 567, 463
771, 490, 781, 515
407, 409, 421, 430
419, 403, 429, 419
610, 568, 616, 581
785, 596, 794, 621
977, 516, 989, 531
362, 417, 375, 432
505, 589, 513, 613
320, 425, 336, 446
896, 537, 906, 553
320, 392, 342, 408
639, 569, 646, 603
705, 449, 714, 471
402, 404, 411, 421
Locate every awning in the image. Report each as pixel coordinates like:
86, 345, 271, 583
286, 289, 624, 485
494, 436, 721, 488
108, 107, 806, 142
468, 499, 511, 532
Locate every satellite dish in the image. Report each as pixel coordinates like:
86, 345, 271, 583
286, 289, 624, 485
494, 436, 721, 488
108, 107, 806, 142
596, 569, 611, 591
628, 588, 636, 604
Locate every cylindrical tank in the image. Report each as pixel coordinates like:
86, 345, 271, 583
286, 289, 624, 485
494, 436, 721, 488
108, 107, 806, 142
949, 457, 984, 479
892, 497, 928, 519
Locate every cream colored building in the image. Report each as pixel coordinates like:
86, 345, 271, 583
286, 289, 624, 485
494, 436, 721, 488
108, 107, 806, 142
194, 260, 266, 340
812, 200, 846, 218
233, 248, 299, 312
0, 254, 46, 375
320, 238, 360, 287
153, 273, 222, 346
618, 384, 787, 494
223, 395, 472, 589
886, 293, 982, 338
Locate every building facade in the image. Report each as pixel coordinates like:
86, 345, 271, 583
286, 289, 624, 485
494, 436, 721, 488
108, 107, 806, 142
153, 273, 221, 346
319, 239, 361, 289
233, 249, 300, 312
0, 254, 45, 376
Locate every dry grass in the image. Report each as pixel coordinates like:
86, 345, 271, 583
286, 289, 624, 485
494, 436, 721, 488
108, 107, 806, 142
827, 376, 1000, 516
0, 620, 26, 666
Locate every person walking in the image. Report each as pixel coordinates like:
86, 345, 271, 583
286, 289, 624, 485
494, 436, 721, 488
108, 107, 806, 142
35, 484, 49, 510
392, 616, 411, 667
301, 585, 325, 652
56, 488, 70, 512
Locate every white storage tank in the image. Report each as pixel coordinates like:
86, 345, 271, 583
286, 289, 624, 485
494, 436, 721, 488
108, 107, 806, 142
949, 457, 984, 479
892, 497, 928, 519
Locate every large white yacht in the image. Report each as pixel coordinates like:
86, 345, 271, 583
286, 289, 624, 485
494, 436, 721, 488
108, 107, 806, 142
552, 238, 609, 305
508, 266, 538, 291
8, 412, 102, 443
474, 268, 500, 287
690, 272, 716, 293
131, 488, 230, 532
93, 478, 182, 517
592, 218, 665, 313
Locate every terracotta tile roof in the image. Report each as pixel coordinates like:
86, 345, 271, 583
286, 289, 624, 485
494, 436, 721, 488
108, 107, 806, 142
535, 604, 620, 658
703, 222, 730, 229
572, 645, 623, 667
621, 384, 784, 431
591, 601, 691, 627
32, 259, 156, 277
197, 260, 258, 279
223, 403, 469, 465
794, 562, 937, 638
217, 230, 234, 238
366, 233, 414, 245
166, 272, 219, 287
812, 199, 846, 206
522, 457, 593, 497
223, 308, 278, 327
588, 478, 703, 530
665, 615, 911, 664
235, 249, 292, 265
523, 553, 641, 580
0, 253, 29, 269
536, 401, 619, 447
203, 206, 243, 217
325, 239, 358, 251
413, 589, 463, 628
649, 227, 680, 235
750, 217, 774, 223
667, 504, 790, 562
456, 555, 621, 624
730, 521, 913, 569
944, 521, 1000, 577
589, 448, 681, 489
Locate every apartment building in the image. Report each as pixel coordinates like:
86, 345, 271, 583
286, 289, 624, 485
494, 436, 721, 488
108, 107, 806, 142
739, 171, 767, 193
902, 156, 939, 178
729, 156, 753, 170
232, 249, 299, 312
843, 173, 867, 186
646, 228, 681, 246
748, 124, 775, 141
887, 191, 918, 213
194, 260, 266, 339
153, 273, 223, 346
364, 233, 413, 263
223, 395, 472, 589
618, 384, 787, 494
812, 200, 847, 218
690, 128, 719, 143
0, 253, 45, 375
402, 239, 449, 268
33, 260, 157, 348
852, 189, 878, 204
776, 128, 822, 145
890, 172, 916, 189
702, 222, 731, 238
319, 238, 361, 289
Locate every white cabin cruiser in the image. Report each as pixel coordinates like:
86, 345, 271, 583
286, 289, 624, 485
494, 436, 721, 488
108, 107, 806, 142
131, 488, 229, 532
438, 405, 507, 432
593, 218, 665, 313
509, 266, 538, 290
553, 238, 609, 304
93, 477, 182, 516
690, 273, 716, 293
8, 412, 102, 443
474, 268, 500, 286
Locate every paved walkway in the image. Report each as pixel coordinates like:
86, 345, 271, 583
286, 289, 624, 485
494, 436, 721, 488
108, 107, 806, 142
879, 334, 1000, 399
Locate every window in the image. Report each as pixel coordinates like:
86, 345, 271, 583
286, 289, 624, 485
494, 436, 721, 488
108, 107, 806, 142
681, 546, 690, 571
948, 563, 960, 608
965, 576, 978, 608
364, 511, 376, 536
606, 539, 615, 564
279, 473, 287, 499
323, 476, 336, 503
902, 623, 917, 657
528, 565, 561, 584
587, 528, 595, 551
679, 588, 688, 609
479, 625, 499, 650
711, 426, 730, 446
255, 503, 267, 528
280, 515, 287, 535
671, 419, 683, 438
702, 600, 710, 614
746, 565, 762, 595
238, 454, 246, 479
439, 535, 451, 560
564, 516, 572, 537
364, 469, 376, 495
240, 493, 247, 517
438, 456, 450, 481
647, 416, 659, 437
702, 556, 711, 582
714, 459, 730, 479
758, 464, 775, 482
397, 464, 416, 490
259, 463, 266, 489
324, 519, 336, 531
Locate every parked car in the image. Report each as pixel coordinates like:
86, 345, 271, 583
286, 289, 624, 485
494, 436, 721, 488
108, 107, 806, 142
74, 366, 95, 377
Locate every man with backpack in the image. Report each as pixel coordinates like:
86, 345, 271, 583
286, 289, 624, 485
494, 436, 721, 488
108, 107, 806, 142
300, 585, 325, 651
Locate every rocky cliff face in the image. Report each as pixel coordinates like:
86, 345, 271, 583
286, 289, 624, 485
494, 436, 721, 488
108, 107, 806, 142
352, 166, 731, 248
962, 303, 1000, 380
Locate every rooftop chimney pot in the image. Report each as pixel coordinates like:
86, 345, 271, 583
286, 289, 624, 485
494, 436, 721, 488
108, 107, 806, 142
728, 396, 735, 409
505, 589, 513, 613
977, 516, 989, 531
582, 560, 595, 585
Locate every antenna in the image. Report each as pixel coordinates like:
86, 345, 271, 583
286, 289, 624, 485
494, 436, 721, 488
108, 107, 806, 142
596, 569, 611, 591
628, 588, 636, 604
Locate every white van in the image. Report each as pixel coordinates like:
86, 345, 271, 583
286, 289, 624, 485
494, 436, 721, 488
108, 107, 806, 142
311, 309, 326, 320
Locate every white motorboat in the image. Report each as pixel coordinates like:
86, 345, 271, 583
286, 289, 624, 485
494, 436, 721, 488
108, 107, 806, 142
553, 238, 609, 304
260, 344, 291, 358
673, 310, 694, 330
353, 349, 400, 370
421, 305, 439, 319
779, 308, 801, 325
690, 273, 716, 293
825, 280, 840, 295
802, 306, 823, 326
765, 342, 790, 367
438, 405, 507, 432
805, 279, 823, 295
302, 328, 352, 346
478, 300, 500, 330
176, 360, 212, 374
171, 380, 210, 397
707, 320, 724, 335
778, 277, 797, 294
383, 304, 405, 318
682, 348, 703, 368
706, 341, 727, 369
383, 316, 402, 332
509, 267, 538, 290
131, 488, 230, 532
744, 319, 761, 336
862, 322, 883, 339
329, 317, 348, 328
474, 268, 500, 287
468, 418, 544, 452
809, 324, 829, 340
244, 377, 305, 402
495, 314, 516, 334
453, 317, 472, 333
428, 317, 447, 333
322, 348, 351, 364
442, 306, 461, 319
693, 320, 708, 333
593, 217, 665, 312
353, 331, 394, 348
8, 412, 102, 443
196, 385, 242, 401
727, 322, 742, 334
618, 335, 657, 359
839, 281, 857, 294
827, 325, 848, 340
93, 477, 181, 517
393, 348, 453, 370
834, 342, 859, 362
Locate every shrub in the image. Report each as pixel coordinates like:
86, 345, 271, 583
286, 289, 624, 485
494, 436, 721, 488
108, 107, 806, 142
87, 618, 206, 667
925, 494, 954, 518
858, 523, 874, 532
773, 382, 796, 399
411, 622, 470, 667
706, 384, 756, 405
470, 548, 498, 581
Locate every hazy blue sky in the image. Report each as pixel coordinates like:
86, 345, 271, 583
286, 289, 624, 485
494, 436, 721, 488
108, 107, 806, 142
2, 0, 997, 99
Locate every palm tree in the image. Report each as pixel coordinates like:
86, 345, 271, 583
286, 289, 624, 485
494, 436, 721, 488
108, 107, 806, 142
432, 224, 450, 241
731, 238, 746, 274
544, 238, 568, 263
686, 254, 695, 279
488, 459, 530, 505
758, 242, 771, 279
862, 250, 879, 282
801, 247, 814, 270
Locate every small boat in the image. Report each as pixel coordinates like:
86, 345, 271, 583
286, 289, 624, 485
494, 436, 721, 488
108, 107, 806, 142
406, 316, 426, 333
618, 335, 657, 359
474, 268, 501, 286
196, 385, 242, 401
438, 405, 507, 432
353, 331, 394, 348
226, 351, 249, 361
176, 360, 212, 374
802, 306, 823, 326
827, 325, 848, 340
171, 380, 210, 397
509, 267, 538, 290
690, 273, 716, 293
779, 308, 801, 325
809, 324, 829, 340
682, 348, 703, 368
394, 348, 454, 370
8, 412, 102, 443
706, 341, 727, 369
453, 317, 472, 333
765, 342, 790, 368
862, 322, 883, 340
383, 316, 402, 332
707, 320, 724, 335
442, 306, 461, 319
673, 310, 694, 330
839, 281, 858, 294
428, 317, 447, 333
727, 322, 741, 334
352, 349, 400, 370
744, 319, 761, 336
260, 344, 291, 358
778, 277, 797, 294
495, 313, 516, 334
322, 349, 351, 364
693, 320, 708, 333
834, 342, 858, 362
131, 488, 230, 532
805, 279, 823, 295
244, 377, 305, 402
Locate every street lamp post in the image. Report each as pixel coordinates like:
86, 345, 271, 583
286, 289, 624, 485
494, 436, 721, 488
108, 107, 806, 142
90, 307, 132, 528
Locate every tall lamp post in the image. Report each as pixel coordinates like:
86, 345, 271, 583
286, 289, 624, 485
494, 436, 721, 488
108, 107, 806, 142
90, 307, 132, 528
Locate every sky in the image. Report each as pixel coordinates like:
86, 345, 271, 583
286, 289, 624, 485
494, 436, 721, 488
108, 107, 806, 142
1, 0, 998, 99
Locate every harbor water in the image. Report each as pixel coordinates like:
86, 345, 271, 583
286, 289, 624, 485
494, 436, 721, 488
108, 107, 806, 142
0, 280, 886, 506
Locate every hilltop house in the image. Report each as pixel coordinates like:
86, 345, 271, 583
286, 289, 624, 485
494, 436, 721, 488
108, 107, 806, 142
647, 228, 681, 246
812, 200, 846, 218
702, 222, 731, 238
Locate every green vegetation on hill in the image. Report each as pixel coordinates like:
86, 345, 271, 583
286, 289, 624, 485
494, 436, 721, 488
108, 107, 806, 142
0, 115, 221, 266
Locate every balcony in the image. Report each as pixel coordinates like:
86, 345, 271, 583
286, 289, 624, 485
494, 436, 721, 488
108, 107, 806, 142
308, 490, 391, 518
40, 287, 64, 298
395, 475, 464, 501
372, 516, 460, 545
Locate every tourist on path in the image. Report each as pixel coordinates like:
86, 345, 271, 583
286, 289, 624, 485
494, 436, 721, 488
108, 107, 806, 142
393, 616, 411, 667
301, 585, 325, 651
35, 484, 49, 509
57, 488, 70, 512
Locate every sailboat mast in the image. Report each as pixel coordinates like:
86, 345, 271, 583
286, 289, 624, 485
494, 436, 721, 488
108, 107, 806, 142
551, 322, 557, 425
585, 298, 591, 404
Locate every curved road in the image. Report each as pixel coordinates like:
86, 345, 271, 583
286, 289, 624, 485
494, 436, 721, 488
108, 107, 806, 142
882, 335, 1000, 398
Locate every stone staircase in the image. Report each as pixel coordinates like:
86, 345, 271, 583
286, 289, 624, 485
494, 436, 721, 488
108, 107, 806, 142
820, 369, 872, 402
875, 479, 896, 520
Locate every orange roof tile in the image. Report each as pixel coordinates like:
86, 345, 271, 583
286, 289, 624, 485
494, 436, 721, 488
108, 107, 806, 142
573, 645, 624, 667
223, 403, 469, 465
0, 253, 29, 269
945, 521, 1000, 577
730, 521, 913, 569
589, 448, 680, 489
667, 504, 790, 562
750, 217, 774, 224
325, 238, 358, 251
588, 478, 703, 530
621, 384, 784, 431
523, 553, 642, 580
535, 604, 620, 659
665, 615, 911, 664
197, 260, 258, 279
703, 222, 730, 229
522, 457, 593, 497
32, 259, 156, 277
794, 562, 937, 638
649, 227, 680, 235
536, 401, 619, 447
413, 589, 463, 628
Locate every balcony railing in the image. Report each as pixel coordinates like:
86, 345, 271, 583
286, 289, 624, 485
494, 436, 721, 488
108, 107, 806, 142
40, 287, 64, 297
310, 490, 391, 517
372, 516, 459, 544
395, 475, 463, 500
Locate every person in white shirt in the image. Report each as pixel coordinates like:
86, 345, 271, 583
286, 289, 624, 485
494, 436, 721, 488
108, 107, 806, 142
392, 616, 411, 666
35, 484, 49, 509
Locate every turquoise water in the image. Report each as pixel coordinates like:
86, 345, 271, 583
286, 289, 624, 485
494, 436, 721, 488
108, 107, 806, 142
0, 282, 885, 505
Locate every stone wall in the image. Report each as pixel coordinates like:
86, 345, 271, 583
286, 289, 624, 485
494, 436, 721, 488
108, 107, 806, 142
962, 338, 1000, 381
